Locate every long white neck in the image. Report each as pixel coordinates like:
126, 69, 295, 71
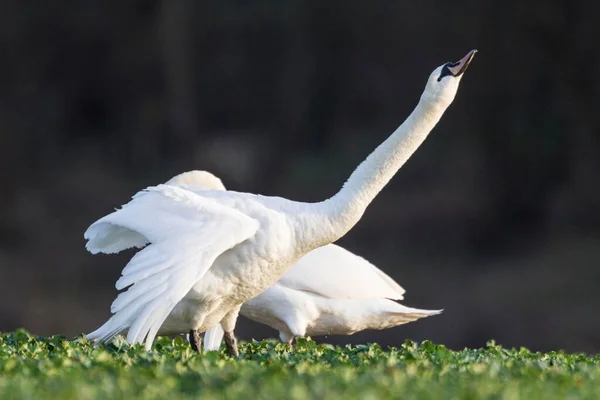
302, 97, 451, 248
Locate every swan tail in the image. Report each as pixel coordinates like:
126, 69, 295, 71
203, 324, 225, 351
385, 303, 443, 326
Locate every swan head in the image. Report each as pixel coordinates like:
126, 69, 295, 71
421, 49, 477, 106
165, 170, 226, 191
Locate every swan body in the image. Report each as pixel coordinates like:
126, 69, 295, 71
209, 244, 442, 347
85, 50, 476, 353
169, 171, 441, 349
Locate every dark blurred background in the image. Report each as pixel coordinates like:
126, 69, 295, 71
1, 0, 599, 353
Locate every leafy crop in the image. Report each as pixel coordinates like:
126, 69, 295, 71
0, 329, 598, 399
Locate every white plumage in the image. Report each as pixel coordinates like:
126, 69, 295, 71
86, 185, 261, 348
275, 244, 406, 301
241, 244, 442, 344
85, 50, 475, 354
167, 171, 441, 349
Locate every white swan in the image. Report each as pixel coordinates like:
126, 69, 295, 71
165, 171, 441, 350
85, 50, 476, 355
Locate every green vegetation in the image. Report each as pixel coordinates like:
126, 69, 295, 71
0, 329, 598, 399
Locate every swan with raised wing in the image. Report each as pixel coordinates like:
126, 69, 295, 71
164, 171, 441, 351
85, 50, 476, 356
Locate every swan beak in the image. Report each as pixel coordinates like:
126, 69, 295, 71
448, 49, 477, 77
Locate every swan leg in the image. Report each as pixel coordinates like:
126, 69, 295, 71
221, 306, 241, 357
223, 331, 239, 357
283, 317, 306, 345
279, 330, 295, 345
189, 329, 202, 353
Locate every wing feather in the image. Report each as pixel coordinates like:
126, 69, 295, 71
278, 244, 405, 300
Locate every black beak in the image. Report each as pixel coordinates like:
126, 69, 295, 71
448, 49, 477, 77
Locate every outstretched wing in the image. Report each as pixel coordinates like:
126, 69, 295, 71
85, 184, 259, 350
278, 244, 405, 300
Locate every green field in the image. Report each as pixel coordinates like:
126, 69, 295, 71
0, 330, 598, 399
